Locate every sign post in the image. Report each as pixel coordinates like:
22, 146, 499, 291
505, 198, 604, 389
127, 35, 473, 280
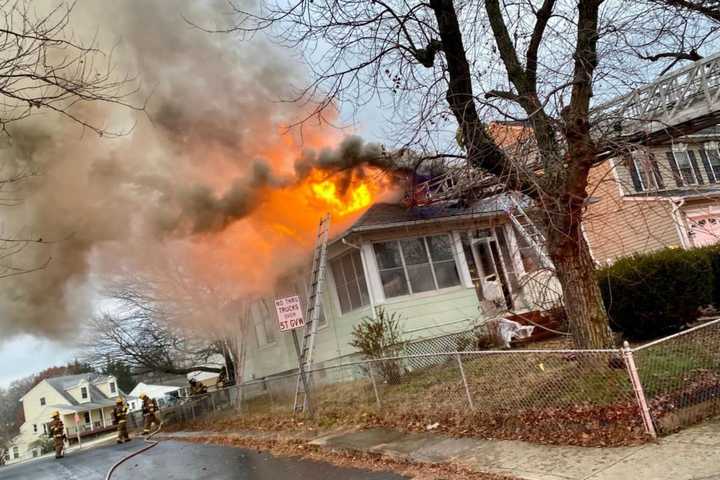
274, 296, 314, 415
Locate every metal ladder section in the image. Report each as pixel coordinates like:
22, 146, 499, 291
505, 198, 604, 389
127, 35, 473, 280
506, 194, 553, 269
293, 213, 331, 413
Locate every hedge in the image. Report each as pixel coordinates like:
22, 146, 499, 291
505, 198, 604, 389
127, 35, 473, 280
597, 246, 718, 340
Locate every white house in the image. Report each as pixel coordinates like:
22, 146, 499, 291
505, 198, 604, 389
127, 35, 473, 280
9, 373, 123, 463
128, 381, 189, 411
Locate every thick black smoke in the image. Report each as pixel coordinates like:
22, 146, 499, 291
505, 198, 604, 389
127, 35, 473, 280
0, 0, 399, 340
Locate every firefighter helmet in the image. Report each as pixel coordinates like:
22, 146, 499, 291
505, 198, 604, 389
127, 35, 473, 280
139, 393, 146, 399
116, 397, 123, 404
51, 411, 60, 418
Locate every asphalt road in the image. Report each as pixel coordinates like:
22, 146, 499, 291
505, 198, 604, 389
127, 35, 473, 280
0, 440, 408, 480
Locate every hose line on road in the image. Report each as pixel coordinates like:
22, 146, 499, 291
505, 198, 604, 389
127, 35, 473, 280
104, 422, 163, 480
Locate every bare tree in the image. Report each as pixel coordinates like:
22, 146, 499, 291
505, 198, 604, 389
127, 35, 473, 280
84, 255, 248, 382
227, 0, 718, 348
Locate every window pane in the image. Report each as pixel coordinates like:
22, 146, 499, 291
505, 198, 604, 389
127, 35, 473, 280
351, 252, 370, 306
374, 242, 403, 269
380, 268, 409, 298
341, 255, 355, 282
337, 283, 351, 313
407, 264, 435, 293
346, 279, 362, 309
674, 151, 697, 184
434, 261, 461, 288
399, 238, 430, 265
427, 235, 454, 261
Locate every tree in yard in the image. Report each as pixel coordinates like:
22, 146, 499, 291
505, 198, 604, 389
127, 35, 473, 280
0, 0, 138, 279
229, 0, 719, 348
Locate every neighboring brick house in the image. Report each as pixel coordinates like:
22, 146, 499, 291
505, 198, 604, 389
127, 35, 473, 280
584, 127, 720, 263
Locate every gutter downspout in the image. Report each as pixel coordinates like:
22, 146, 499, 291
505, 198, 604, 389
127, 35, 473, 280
342, 238, 377, 319
669, 198, 690, 249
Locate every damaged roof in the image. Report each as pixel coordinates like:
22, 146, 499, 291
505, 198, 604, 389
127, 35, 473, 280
337, 192, 515, 240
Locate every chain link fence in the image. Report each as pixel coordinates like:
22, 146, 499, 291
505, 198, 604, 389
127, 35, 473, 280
159, 318, 720, 440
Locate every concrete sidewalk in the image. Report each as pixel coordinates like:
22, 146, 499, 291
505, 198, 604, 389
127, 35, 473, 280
164, 420, 720, 480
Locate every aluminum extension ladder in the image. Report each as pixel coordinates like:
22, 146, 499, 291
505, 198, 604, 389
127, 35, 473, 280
293, 213, 331, 414
506, 194, 553, 269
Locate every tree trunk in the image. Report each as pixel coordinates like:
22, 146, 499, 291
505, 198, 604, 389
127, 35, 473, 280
548, 230, 615, 349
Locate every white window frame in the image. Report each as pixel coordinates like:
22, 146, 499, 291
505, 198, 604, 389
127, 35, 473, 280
80, 386, 88, 400
330, 250, 370, 314
672, 144, 698, 185
373, 234, 462, 299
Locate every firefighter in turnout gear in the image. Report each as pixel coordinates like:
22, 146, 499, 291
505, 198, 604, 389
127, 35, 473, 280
49, 411, 65, 459
112, 397, 131, 443
189, 378, 207, 396
140, 393, 160, 435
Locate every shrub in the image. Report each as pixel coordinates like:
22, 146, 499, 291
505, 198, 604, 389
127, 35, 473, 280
350, 307, 403, 383
597, 247, 714, 340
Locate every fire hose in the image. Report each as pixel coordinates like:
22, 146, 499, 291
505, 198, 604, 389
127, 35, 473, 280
104, 421, 163, 480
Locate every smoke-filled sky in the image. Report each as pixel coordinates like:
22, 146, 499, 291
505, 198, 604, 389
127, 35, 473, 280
0, 0, 393, 385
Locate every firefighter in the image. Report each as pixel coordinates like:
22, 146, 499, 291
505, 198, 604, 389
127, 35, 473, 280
112, 397, 131, 444
189, 378, 207, 396
140, 393, 160, 435
49, 411, 65, 459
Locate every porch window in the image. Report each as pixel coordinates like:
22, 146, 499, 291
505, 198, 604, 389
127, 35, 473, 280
670, 149, 699, 185
109, 382, 116, 394
331, 250, 369, 314
83, 412, 90, 424
373, 235, 460, 298
251, 299, 277, 347
81, 387, 88, 400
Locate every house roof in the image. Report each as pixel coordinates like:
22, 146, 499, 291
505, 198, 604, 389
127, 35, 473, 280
625, 186, 720, 199
35, 373, 116, 406
332, 192, 515, 244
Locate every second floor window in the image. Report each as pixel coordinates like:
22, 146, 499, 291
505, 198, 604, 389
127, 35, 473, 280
331, 250, 369, 314
81, 387, 88, 399
109, 382, 116, 394
39, 397, 46, 406
374, 235, 461, 299
626, 153, 664, 192
33, 424, 37, 433
669, 149, 700, 186
700, 144, 720, 183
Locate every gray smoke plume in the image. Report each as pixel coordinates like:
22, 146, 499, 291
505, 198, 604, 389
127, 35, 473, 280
0, 0, 401, 340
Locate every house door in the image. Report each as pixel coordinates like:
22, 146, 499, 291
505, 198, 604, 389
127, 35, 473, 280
465, 228, 514, 310
689, 215, 720, 247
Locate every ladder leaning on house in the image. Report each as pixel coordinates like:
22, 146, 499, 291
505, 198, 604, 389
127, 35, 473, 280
293, 213, 331, 414
506, 193, 554, 270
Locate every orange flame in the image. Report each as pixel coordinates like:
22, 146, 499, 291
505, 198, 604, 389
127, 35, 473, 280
308, 173, 375, 216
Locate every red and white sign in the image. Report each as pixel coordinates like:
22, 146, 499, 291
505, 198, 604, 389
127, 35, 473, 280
274, 296, 305, 331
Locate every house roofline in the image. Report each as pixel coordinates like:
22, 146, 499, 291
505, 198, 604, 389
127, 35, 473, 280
329, 208, 505, 248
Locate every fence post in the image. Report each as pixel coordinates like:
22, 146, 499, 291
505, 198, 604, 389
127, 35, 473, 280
622, 341, 657, 438
367, 363, 382, 409
456, 353, 475, 410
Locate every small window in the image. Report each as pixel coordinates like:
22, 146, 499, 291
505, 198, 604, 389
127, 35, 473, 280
374, 235, 461, 298
33, 424, 37, 433
13, 446, 19, 459
81, 387, 88, 399
39, 397, 46, 407
627, 152, 663, 192
109, 382, 116, 394
251, 299, 277, 347
331, 250, 370, 314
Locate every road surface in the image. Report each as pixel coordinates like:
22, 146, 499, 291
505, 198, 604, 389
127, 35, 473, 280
0, 439, 407, 479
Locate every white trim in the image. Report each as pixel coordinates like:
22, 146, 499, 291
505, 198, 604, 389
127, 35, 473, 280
502, 222, 526, 276
669, 199, 691, 249
451, 231, 474, 289
361, 242, 386, 305
380, 285, 466, 305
